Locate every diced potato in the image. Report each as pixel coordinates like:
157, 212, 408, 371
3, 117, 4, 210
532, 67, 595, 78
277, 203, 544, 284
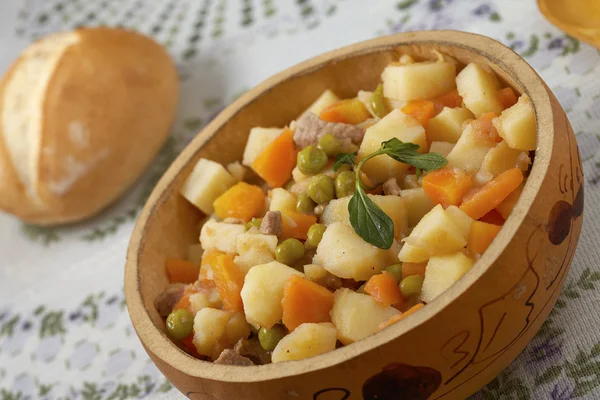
234, 232, 278, 273
382, 61, 457, 101
403, 174, 420, 189
192, 308, 233, 357
304, 264, 328, 282
269, 188, 297, 213
421, 253, 474, 303
200, 220, 245, 253
240, 261, 303, 329
292, 166, 309, 182
302, 89, 339, 117
398, 205, 466, 262
426, 107, 474, 143
446, 123, 496, 175
400, 188, 435, 227
181, 159, 237, 215
271, 322, 337, 363
226, 161, 247, 182
445, 205, 473, 239
225, 312, 251, 345
494, 95, 536, 151
397, 243, 430, 264
398, 54, 415, 65
429, 141, 455, 158
331, 288, 400, 345
320, 195, 408, 240
357, 109, 428, 184
242, 127, 283, 167
186, 243, 204, 265
479, 140, 531, 177
314, 222, 394, 281
456, 63, 503, 118
496, 182, 525, 219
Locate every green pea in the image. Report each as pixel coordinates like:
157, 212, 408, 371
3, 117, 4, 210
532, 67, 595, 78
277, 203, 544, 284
335, 171, 356, 198
296, 194, 316, 214
305, 224, 326, 250
384, 264, 403, 282
399, 275, 425, 299
370, 83, 389, 119
166, 309, 194, 340
258, 325, 287, 351
276, 238, 305, 265
317, 134, 342, 157
308, 175, 335, 205
297, 146, 328, 175
246, 217, 262, 231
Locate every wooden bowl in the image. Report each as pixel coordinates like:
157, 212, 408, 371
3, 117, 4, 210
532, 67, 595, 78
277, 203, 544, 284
125, 31, 583, 399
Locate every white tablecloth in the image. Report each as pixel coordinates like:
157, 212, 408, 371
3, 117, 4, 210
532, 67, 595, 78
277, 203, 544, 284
1, 0, 599, 399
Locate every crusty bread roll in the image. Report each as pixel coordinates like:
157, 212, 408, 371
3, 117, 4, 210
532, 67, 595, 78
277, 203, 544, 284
0, 27, 179, 225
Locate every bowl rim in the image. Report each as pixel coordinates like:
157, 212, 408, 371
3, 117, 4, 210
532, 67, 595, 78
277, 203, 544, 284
125, 30, 553, 383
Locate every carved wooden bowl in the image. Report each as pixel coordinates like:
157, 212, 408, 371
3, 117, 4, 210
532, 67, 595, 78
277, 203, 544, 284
125, 31, 583, 400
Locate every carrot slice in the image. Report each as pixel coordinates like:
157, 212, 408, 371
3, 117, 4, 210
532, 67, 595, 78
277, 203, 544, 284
166, 259, 200, 284
479, 209, 505, 226
471, 112, 502, 144
378, 303, 425, 331
252, 129, 296, 188
433, 89, 463, 110
364, 272, 403, 307
281, 211, 317, 240
422, 168, 473, 208
467, 221, 503, 256
460, 168, 524, 219
212, 254, 245, 312
401, 100, 436, 126
173, 285, 199, 312
319, 98, 370, 125
401, 263, 427, 280
213, 181, 266, 222
497, 87, 518, 109
282, 275, 334, 332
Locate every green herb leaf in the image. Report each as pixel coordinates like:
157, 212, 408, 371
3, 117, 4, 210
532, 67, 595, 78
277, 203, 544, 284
380, 138, 448, 171
348, 181, 394, 249
333, 152, 356, 171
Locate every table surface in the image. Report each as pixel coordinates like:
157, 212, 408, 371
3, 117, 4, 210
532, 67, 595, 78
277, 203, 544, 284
1, 0, 599, 399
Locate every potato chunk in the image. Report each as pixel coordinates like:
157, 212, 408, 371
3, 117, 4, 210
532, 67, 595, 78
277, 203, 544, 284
357, 109, 427, 184
426, 107, 474, 143
181, 159, 237, 215
456, 63, 503, 117
382, 61, 456, 101
331, 288, 400, 345
269, 188, 297, 213
421, 253, 474, 303
429, 141, 455, 158
302, 89, 339, 117
314, 222, 395, 281
192, 308, 232, 357
240, 261, 303, 329
234, 232, 278, 273
494, 95, 536, 151
445, 205, 473, 240
200, 220, 245, 253
478, 140, 531, 179
400, 188, 435, 227
271, 322, 337, 363
242, 127, 283, 166
446, 122, 496, 175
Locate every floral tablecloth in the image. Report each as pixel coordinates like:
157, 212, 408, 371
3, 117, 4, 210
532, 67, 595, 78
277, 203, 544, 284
1, 0, 599, 399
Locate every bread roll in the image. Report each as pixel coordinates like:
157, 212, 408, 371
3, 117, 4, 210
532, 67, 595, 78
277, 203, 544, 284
0, 27, 179, 225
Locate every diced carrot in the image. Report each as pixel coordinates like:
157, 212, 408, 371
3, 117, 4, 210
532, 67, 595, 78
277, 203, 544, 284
173, 285, 199, 312
281, 211, 317, 240
471, 112, 502, 144
433, 89, 463, 110
401, 263, 427, 280
496, 182, 525, 219
497, 87, 518, 109
166, 259, 200, 284
364, 272, 403, 307
467, 221, 502, 255
401, 100, 436, 126
199, 249, 223, 281
319, 98, 370, 125
378, 303, 425, 331
282, 275, 334, 331
212, 254, 245, 312
182, 333, 202, 358
460, 168, 524, 219
422, 168, 473, 208
213, 181, 266, 222
252, 129, 296, 188
479, 209, 505, 226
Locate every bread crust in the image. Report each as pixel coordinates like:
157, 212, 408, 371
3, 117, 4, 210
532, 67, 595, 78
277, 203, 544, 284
0, 28, 179, 225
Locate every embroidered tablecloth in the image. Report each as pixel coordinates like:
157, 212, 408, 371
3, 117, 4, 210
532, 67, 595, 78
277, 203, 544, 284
1, 0, 599, 399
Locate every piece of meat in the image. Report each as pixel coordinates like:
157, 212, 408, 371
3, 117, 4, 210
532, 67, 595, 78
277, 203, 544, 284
260, 211, 282, 236
323, 273, 343, 291
382, 178, 402, 196
154, 283, 186, 317
293, 112, 365, 148
234, 338, 272, 365
214, 349, 254, 366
